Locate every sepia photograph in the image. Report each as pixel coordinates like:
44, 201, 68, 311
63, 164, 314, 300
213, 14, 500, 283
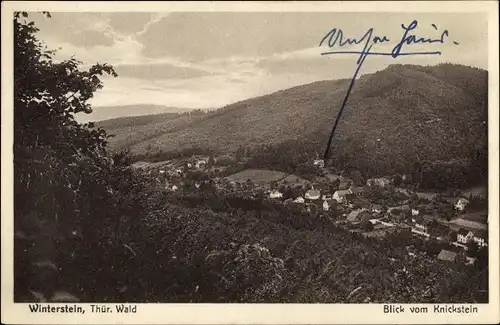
1, 1, 499, 324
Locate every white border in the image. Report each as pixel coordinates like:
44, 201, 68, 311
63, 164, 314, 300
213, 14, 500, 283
1, 1, 499, 324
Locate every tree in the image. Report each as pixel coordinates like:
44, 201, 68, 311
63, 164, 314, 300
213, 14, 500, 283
207, 155, 215, 168
346, 170, 365, 187
475, 246, 488, 270
283, 186, 294, 200
392, 174, 403, 187
466, 241, 479, 258
363, 221, 374, 231
448, 230, 458, 242
235, 145, 244, 162
13, 12, 145, 302
14, 13, 116, 154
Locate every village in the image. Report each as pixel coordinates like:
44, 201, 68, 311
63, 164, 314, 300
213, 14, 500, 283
133, 155, 489, 266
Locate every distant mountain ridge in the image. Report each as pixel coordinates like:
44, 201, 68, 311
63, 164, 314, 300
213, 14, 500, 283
100, 63, 488, 178
76, 104, 196, 123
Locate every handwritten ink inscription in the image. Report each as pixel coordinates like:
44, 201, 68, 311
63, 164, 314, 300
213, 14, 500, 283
319, 20, 459, 63
319, 20, 459, 161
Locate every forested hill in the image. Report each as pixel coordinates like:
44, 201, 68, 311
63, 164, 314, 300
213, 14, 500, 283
76, 104, 193, 123
103, 63, 488, 179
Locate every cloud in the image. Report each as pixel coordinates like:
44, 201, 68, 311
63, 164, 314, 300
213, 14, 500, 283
135, 12, 334, 62
29, 11, 488, 114
31, 12, 116, 48
69, 30, 115, 47
107, 13, 154, 35
45, 36, 142, 67
113, 62, 217, 80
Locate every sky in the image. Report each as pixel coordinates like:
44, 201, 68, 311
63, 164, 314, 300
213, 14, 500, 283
28, 12, 488, 120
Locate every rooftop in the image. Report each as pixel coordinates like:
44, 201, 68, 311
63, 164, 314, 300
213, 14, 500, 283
306, 189, 321, 196
350, 187, 364, 194
335, 189, 351, 197
347, 209, 363, 222
457, 228, 471, 236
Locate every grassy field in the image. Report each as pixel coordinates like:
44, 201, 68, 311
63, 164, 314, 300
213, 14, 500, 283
281, 174, 310, 187
225, 169, 310, 188
225, 169, 287, 185
448, 217, 488, 230
461, 186, 487, 198
460, 211, 488, 223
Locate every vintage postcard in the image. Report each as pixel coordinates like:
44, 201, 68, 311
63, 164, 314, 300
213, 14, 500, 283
1, 1, 499, 324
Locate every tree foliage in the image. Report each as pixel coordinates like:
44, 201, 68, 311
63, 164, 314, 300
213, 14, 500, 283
14, 12, 145, 302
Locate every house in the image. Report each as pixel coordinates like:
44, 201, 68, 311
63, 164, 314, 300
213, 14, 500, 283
322, 194, 333, 200
387, 205, 410, 221
333, 189, 351, 203
269, 189, 283, 199
294, 196, 305, 204
437, 249, 458, 262
411, 208, 420, 216
413, 215, 434, 233
347, 209, 363, 222
366, 177, 391, 187
388, 205, 410, 213
349, 186, 364, 196
473, 230, 488, 247
345, 193, 357, 202
457, 228, 474, 244
346, 209, 371, 223
195, 159, 207, 169
305, 189, 321, 200
454, 198, 470, 211
323, 200, 335, 211
371, 204, 383, 213
466, 257, 476, 265
313, 159, 325, 168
